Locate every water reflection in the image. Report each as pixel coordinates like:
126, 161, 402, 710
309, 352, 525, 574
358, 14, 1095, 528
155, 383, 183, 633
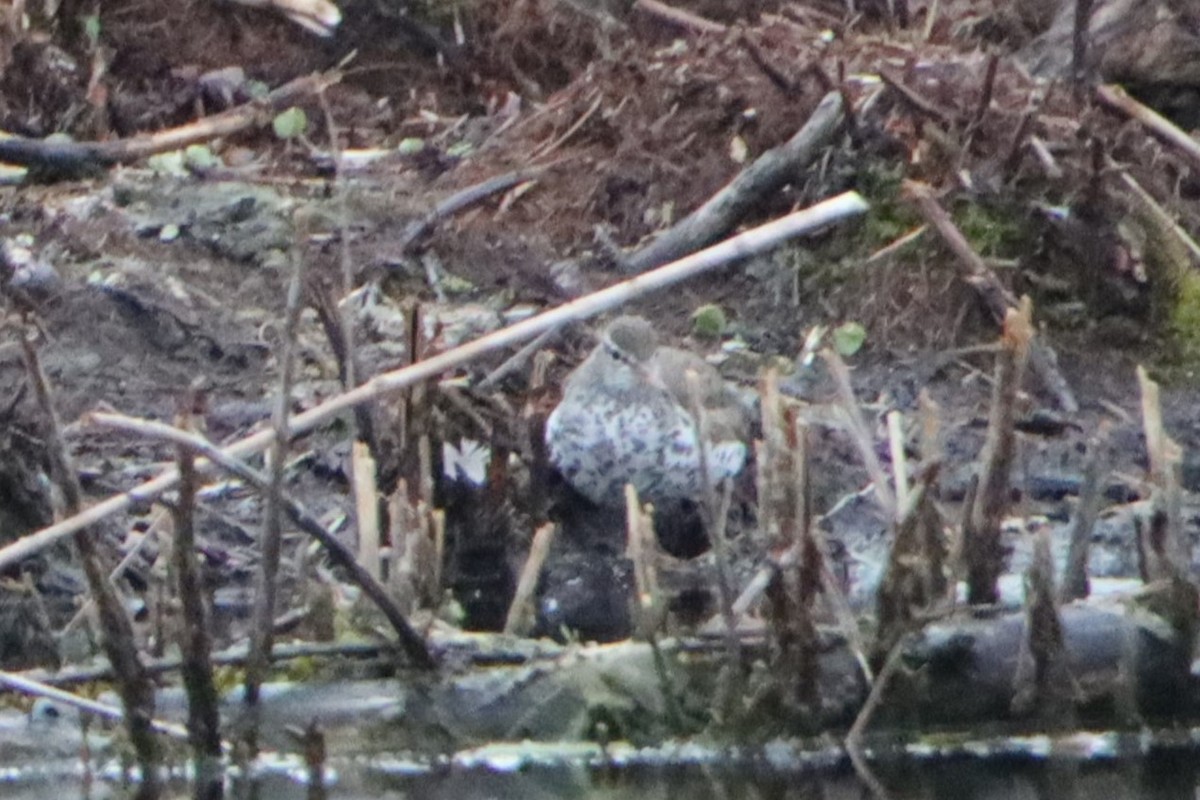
3, 752, 1200, 799
380, 757, 1196, 800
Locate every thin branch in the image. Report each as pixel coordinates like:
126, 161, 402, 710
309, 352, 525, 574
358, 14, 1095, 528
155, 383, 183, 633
170, 389, 222, 766
399, 167, 548, 253
246, 206, 311, 705
633, 0, 727, 33
19, 334, 162, 793
0, 670, 191, 742
824, 348, 897, 519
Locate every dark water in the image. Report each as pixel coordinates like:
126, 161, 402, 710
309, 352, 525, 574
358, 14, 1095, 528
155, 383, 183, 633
5, 754, 1200, 800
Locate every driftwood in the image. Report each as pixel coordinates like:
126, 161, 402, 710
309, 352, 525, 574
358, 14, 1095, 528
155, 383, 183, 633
622, 91, 846, 274
23, 596, 1195, 752
4, 574, 1193, 755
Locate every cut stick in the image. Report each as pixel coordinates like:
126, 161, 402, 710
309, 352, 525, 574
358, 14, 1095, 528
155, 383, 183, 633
1097, 84, 1200, 172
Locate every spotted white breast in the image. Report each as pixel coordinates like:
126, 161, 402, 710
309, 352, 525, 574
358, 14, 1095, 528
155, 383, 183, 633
546, 381, 746, 507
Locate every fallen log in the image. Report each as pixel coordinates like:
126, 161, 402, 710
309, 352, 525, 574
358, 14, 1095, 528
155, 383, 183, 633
622, 91, 846, 274
892, 600, 1195, 727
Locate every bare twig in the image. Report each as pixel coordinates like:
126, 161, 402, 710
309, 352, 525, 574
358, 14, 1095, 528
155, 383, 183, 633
873, 462, 943, 659
476, 328, 558, 391
1117, 169, 1200, 265
865, 224, 926, 263
1011, 522, 1074, 727
170, 391, 223, 780
399, 168, 548, 253
625, 485, 658, 637
246, 207, 311, 706
824, 348, 896, 519
353, 442, 382, 580
738, 32, 799, 95
1001, 108, 1038, 176
879, 68, 954, 125
633, 0, 727, 33
532, 92, 603, 161
971, 54, 999, 127
1136, 366, 1189, 577
1072, 0, 1095, 85
1096, 84, 1200, 172
19, 334, 162, 793
1060, 427, 1110, 603
685, 370, 741, 670
922, 0, 939, 40
320, 89, 379, 461
886, 410, 908, 512
845, 642, 906, 800
0, 670, 191, 742
1027, 136, 1063, 178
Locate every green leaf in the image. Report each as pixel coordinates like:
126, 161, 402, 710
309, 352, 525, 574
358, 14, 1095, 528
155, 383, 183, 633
82, 14, 101, 48
246, 80, 271, 99
147, 150, 187, 177
832, 321, 867, 357
690, 304, 727, 338
272, 107, 308, 140
397, 137, 426, 155
184, 144, 221, 170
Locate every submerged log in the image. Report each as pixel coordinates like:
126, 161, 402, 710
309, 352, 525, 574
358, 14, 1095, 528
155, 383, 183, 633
891, 601, 1195, 727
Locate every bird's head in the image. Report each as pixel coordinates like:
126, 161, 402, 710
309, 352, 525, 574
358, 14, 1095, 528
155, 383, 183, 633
595, 316, 664, 391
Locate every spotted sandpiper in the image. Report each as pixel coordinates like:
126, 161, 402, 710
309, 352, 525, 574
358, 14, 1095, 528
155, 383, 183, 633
545, 315, 749, 508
